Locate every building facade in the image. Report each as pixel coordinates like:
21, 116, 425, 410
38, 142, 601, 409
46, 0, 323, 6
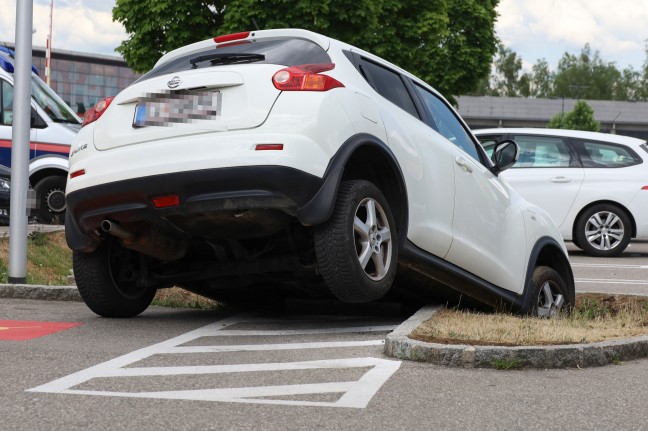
2, 42, 139, 115
456, 96, 648, 141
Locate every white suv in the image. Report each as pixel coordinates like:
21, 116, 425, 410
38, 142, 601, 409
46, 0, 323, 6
66, 29, 574, 318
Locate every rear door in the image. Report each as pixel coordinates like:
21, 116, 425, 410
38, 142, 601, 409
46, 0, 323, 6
354, 55, 455, 258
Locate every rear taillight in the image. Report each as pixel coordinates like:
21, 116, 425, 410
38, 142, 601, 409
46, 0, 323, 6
82, 96, 115, 127
272, 63, 344, 92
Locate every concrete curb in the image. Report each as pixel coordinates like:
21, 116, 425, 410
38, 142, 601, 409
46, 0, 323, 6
384, 305, 648, 369
0, 284, 81, 302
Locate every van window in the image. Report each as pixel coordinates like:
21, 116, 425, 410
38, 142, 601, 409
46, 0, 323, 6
1, 80, 13, 126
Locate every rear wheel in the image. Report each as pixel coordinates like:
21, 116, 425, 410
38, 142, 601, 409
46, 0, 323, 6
33, 175, 66, 225
574, 204, 631, 257
73, 237, 156, 317
314, 180, 397, 303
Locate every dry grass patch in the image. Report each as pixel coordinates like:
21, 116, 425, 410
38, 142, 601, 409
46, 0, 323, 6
152, 287, 222, 310
410, 293, 648, 346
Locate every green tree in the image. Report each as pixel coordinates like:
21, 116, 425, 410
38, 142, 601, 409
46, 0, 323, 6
530, 58, 553, 98
548, 100, 600, 131
113, 0, 499, 96
113, 0, 227, 74
553, 44, 621, 100
489, 44, 527, 97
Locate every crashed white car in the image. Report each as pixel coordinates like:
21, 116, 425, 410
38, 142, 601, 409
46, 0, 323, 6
65, 29, 574, 317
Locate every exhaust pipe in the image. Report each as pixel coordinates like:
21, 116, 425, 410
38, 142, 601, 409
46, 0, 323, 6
101, 220, 187, 261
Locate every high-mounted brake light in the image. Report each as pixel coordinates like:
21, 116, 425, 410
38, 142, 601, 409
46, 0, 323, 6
82, 96, 115, 127
214, 31, 251, 44
272, 63, 344, 92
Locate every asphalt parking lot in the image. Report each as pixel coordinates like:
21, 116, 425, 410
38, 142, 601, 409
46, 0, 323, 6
2, 240, 648, 430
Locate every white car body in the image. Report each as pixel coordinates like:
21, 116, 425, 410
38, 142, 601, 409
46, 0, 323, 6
474, 128, 648, 256
66, 29, 573, 317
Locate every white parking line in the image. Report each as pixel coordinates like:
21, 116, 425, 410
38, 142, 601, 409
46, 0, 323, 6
571, 263, 648, 269
575, 278, 648, 285
28, 314, 401, 408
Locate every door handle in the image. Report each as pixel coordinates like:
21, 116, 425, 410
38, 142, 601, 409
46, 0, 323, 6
549, 176, 571, 183
455, 157, 473, 173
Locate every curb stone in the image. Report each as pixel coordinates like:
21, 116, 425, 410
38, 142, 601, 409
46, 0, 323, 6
0, 284, 82, 302
384, 305, 648, 369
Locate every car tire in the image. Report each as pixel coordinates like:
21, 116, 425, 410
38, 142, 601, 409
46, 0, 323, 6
314, 180, 397, 303
574, 204, 632, 257
526, 266, 573, 318
73, 237, 156, 317
33, 175, 67, 225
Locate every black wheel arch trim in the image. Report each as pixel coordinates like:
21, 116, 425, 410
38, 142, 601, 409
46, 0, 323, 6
296, 133, 409, 236
519, 235, 575, 312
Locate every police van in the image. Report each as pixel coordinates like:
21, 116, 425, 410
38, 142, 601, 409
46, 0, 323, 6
0, 45, 80, 223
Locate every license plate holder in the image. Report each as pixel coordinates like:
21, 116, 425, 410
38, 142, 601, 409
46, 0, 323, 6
132, 91, 222, 128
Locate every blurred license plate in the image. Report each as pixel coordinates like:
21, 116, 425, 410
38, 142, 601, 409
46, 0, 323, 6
133, 91, 221, 127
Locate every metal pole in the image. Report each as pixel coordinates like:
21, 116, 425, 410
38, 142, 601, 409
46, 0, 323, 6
45, 0, 53, 86
9, 0, 33, 284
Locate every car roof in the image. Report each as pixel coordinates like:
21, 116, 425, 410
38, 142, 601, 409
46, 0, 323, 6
473, 128, 646, 147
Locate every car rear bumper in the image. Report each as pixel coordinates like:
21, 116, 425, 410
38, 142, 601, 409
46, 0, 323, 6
65, 165, 324, 251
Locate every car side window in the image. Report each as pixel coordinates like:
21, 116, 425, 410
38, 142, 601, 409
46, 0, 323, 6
476, 135, 504, 159
511, 135, 572, 168
1, 80, 13, 126
572, 139, 642, 168
358, 58, 419, 118
412, 84, 481, 161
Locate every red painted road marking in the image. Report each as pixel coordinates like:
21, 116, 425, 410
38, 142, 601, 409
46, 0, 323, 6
0, 320, 83, 341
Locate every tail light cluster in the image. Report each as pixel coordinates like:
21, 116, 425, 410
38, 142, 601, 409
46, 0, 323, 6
82, 96, 115, 127
273, 63, 344, 92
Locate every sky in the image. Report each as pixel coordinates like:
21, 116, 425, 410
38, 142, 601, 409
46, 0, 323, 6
0, 0, 647, 72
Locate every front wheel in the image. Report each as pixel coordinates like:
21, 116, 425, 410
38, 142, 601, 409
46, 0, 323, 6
73, 237, 157, 317
525, 266, 574, 318
574, 204, 631, 257
33, 175, 67, 225
314, 180, 397, 303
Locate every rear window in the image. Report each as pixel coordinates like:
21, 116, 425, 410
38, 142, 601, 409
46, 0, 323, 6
136, 38, 331, 83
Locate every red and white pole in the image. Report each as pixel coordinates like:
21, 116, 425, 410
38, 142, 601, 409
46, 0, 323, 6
45, 0, 53, 86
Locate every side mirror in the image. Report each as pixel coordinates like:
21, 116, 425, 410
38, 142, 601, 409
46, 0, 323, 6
490, 139, 519, 175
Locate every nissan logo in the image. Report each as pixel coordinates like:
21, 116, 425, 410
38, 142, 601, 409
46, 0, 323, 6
167, 76, 181, 88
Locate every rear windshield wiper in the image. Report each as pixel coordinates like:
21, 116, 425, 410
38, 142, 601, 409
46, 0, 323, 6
189, 53, 265, 68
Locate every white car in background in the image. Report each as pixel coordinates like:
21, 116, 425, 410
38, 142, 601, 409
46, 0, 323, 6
474, 128, 648, 257
65, 29, 574, 318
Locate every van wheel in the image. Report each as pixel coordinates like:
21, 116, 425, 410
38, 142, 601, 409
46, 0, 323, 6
34, 175, 66, 225
314, 180, 397, 303
73, 237, 156, 317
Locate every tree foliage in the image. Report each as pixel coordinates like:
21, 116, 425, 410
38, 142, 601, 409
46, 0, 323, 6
547, 100, 600, 132
112, 0, 499, 96
473, 42, 648, 101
